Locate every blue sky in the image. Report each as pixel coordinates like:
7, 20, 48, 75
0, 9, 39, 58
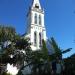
0, 0, 75, 58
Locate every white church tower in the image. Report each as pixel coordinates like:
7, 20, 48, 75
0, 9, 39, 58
26, 0, 46, 51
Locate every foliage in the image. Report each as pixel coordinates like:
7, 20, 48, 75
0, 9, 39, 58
0, 26, 73, 75
31, 40, 51, 75
49, 37, 62, 59
2, 72, 11, 75
42, 39, 49, 60
49, 37, 72, 60
64, 54, 75, 75
0, 26, 32, 74
0, 26, 16, 42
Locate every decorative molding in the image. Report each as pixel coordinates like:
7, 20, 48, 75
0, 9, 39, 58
31, 8, 44, 14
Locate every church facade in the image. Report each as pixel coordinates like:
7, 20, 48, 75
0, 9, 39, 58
25, 0, 47, 51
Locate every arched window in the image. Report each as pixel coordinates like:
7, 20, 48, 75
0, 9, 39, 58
34, 32, 37, 46
39, 15, 41, 25
35, 3, 39, 8
39, 33, 42, 46
34, 13, 37, 24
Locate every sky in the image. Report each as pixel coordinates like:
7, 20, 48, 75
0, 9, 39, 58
0, 0, 75, 58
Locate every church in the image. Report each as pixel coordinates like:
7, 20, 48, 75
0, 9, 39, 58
5, 0, 54, 75
24, 0, 47, 51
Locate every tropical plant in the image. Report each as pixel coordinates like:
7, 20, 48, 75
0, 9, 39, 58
49, 37, 72, 60
0, 26, 32, 74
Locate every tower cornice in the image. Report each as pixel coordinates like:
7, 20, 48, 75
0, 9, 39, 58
31, 8, 44, 14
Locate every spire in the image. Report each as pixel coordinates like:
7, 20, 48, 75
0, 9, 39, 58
31, 0, 42, 9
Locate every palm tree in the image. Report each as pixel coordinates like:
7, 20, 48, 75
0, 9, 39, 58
49, 37, 72, 75
49, 37, 72, 60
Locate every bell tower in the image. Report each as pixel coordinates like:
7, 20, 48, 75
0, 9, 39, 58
26, 0, 46, 51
